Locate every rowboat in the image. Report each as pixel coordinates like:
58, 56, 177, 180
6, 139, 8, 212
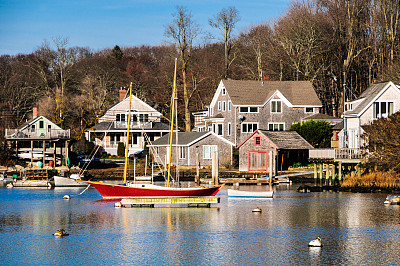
228, 189, 273, 198
53, 174, 86, 187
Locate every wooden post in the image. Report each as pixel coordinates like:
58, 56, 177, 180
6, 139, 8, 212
325, 163, 329, 186
64, 141, 68, 166
319, 163, 323, 181
269, 151, 273, 189
338, 162, 342, 181
212, 150, 219, 185
42, 140, 45, 167
31, 140, 33, 167
53, 142, 56, 167
145, 155, 148, 176
195, 152, 200, 185
332, 163, 336, 185
313, 163, 317, 179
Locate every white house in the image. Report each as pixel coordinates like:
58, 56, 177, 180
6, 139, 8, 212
339, 81, 400, 149
86, 89, 170, 156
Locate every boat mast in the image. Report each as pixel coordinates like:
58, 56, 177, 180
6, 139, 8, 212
123, 82, 133, 185
167, 59, 177, 187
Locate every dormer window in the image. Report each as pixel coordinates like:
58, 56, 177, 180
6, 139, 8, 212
305, 107, 314, 113
345, 103, 353, 111
222, 88, 226, 95
271, 100, 282, 113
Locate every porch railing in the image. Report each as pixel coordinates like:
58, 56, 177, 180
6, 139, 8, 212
309, 148, 365, 161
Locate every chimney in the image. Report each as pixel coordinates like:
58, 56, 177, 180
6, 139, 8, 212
32, 107, 38, 118
119, 87, 127, 102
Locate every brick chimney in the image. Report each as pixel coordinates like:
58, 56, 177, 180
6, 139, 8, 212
119, 87, 127, 102
32, 107, 38, 118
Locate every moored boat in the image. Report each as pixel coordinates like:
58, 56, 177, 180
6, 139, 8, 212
384, 195, 400, 205
228, 189, 273, 198
12, 169, 55, 187
54, 174, 86, 187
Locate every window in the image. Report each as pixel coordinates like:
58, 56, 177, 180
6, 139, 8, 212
203, 145, 218, 159
214, 123, 223, 135
31, 124, 36, 132
116, 113, 126, 122
239, 107, 258, 113
222, 101, 226, 111
242, 123, 258, 133
228, 100, 231, 111
47, 125, 51, 132
39, 121, 44, 129
179, 147, 186, 159
345, 103, 353, 111
271, 100, 282, 113
305, 107, 314, 113
218, 101, 221, 110
373, 102, 394, 118
255, 136, 261, 146
139, 114, 149, 122
228, 123, 231, 136
222, 88, 226, 95
268, 123, 284, 131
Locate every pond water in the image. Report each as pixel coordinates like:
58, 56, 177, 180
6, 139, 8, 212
0, 184, 399, 265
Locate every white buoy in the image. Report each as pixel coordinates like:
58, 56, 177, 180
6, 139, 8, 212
252, 207, 262, 213
308, 237, 322, 247
63, 195, 71, 200
114, 202, 122, 208
6, 183, 13, 188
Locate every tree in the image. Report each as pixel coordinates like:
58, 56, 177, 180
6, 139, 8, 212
165, 6, 200, 131
111, 45, 124, 60
363, 112, 400, 172
209, 6, 240, 79
289, 120, 332, 148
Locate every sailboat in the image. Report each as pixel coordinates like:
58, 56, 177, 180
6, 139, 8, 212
83, 60, 223, 199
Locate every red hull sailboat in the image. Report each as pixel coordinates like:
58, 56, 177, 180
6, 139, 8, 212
83, 181, 223, 199
85, 61, 223, 199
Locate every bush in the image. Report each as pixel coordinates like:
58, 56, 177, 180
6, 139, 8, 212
117, 142, 125, 157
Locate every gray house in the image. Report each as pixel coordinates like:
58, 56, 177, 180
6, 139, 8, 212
236, 129, 313, 172
149, 131, 235, 166
201, 79, 322, 145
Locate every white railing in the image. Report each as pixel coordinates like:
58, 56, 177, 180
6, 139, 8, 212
334, 148, 364, 160
309, 149, 335, 159
6, 129, 70, 139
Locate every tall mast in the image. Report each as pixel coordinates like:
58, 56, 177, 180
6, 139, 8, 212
167, 59, 177, 187
123, 82, 133, 185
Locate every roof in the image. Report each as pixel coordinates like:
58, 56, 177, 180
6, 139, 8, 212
303, 113, 341, 121
344, 82, 395, 116
332, 121, 344, 130
151, 131, 234, 147
221, 80, 322, 106
237, 129, 313, 150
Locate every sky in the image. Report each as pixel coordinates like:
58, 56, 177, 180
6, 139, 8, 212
0, 0, 292, 55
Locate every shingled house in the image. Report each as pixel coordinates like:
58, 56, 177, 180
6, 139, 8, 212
149, 131, 234, 167
197, 80, 322, 146
236, 129, 313, 172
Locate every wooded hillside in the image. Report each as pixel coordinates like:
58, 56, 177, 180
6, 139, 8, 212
1, 0, 399, 140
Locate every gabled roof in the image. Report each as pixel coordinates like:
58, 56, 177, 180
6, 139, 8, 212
104, 94, 162, 116
16, 116, 63, 131
219, 80, 322, 107
237, 129, 313, 150
344, 81, 400, 116
89, 121, 170, 131
150, 131, 234, 147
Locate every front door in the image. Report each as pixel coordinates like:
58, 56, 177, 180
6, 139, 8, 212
248, 151, 268, 171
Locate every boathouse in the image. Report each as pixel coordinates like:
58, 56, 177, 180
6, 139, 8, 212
5, 113, 70, 167
237, 129, 313, 172
149, 131, 234, 166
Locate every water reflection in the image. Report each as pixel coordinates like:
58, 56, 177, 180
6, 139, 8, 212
0, 185, 400, 265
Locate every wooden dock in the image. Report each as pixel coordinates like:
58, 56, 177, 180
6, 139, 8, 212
117, 197, 220, 208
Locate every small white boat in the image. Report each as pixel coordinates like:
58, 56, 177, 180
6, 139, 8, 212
308, 237, 322, 247
54, 174, 86, 187
384, 195, 400, 205
228, 189, 273, 198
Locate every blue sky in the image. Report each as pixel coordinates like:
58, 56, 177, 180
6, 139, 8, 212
0, 0, 291, 55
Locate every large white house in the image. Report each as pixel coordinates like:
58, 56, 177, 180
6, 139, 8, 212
339, 81, 400, 149
86, 89, 170, 156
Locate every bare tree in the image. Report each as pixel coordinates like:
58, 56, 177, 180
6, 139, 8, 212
209, 6, 240, 79
165, 6, 200, 131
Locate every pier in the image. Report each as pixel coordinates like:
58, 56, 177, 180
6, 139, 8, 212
117, 196, 220, 208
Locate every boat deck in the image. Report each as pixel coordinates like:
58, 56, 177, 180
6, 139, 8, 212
117, 197, 220, 208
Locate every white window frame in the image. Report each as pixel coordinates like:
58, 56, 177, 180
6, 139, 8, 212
222, 101, 226, 112
203, 145, 218, 159
214, 123, 223, 136
228, 100, 231, 111
239, 106, 259, 113
241, 122, 258, 133
271, 100, 282, 113
268, 123, 285, 131
373, 101, 394, 119
218, 101, 221, 111
179, 146, 186, 159
228, 122, 231, 136
222, 88, 226, 95
304, 107, 314, 114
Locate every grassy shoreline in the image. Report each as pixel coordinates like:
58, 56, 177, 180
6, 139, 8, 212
341, 171, 400, 192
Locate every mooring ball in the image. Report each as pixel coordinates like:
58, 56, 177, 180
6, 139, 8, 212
63, 195, 70, 200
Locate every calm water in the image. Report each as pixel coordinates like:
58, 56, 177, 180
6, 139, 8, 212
1, 184, 399, 265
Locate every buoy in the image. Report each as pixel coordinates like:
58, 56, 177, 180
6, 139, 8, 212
114, 202, 122, 208
6, 183, 13, 188
252, 207, 262, 213
53, 229, 69, 237
308, 237, 322, 247
63, 195, 71, 200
